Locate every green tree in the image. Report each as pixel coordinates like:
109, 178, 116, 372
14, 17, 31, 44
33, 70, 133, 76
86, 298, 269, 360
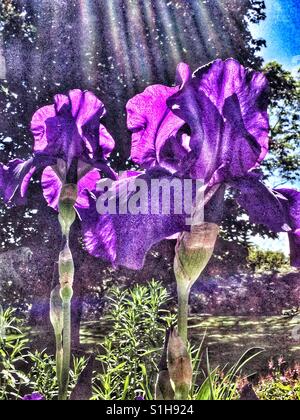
263, 62, 300, 184
0, 0, 35, 42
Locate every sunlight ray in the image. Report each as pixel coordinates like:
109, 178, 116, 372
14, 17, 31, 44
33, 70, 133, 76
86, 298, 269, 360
79, 0, 97, 84
105, 1, 134, 93
154, 0, 182, 67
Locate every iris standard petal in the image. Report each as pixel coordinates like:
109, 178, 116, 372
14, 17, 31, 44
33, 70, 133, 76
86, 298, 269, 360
193, 58, 269, 163
167, 60, 269, 184
127, 84, 186, 171
31, 89, 114, 164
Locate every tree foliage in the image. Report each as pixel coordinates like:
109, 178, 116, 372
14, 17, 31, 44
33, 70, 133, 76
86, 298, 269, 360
0, 0, 35, 42
263, 62, 300, 184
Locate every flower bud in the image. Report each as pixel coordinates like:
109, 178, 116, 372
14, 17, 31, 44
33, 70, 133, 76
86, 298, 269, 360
174, 223, 219, 289
59, 245, 74, 289
155, 329, 175, 400
60, 284, 74, 303
155, 370, 175, 400
167, 328, 193, 400
58, 184, 77, 236
50, 285, 63, 335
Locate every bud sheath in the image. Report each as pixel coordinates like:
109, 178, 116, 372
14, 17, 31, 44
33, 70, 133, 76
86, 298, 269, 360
59, 246, 75, 289
58, 184, 77, 237
174, 223, 219, 290
174, 223, 219, 344
167, 329, 192, 400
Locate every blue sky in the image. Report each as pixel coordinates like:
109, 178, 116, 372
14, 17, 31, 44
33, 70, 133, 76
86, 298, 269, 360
250, 0, 300, 73
250, 0, 300, 254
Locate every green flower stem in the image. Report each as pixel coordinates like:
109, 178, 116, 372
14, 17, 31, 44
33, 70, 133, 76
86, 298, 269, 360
55, 183, 77, 400
177, 285, 190, 345
58, 247, 74, 401
61, 290, 72, 401
55, 333, 63, 399
50, 285, 64, 400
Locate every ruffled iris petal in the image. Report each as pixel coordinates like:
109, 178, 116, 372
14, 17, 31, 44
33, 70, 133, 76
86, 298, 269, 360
0, 156, 55, 205
193, 58, 269, 163
167, 60, 269, 184
127, 84, 186, 171
231, 177, 290, 233
31, 89, 114, 164
80, 170, 194, 269
230, 181, 300, 267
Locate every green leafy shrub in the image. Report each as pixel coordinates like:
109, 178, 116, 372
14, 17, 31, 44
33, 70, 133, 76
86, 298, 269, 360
0, 306, 86, 400
2, 284, 294, 400
92, 280, 261, 401
28, 350, 87, 401
92, 280, 175, 400
0, 307, 29, 399
248, 247, 288, 272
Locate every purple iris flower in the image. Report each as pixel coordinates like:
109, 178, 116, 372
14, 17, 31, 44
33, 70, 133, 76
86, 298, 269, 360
80, 59, 300, 269
135, 395, 145, 400
0, 89, 116, 209
22, 392, 45, 401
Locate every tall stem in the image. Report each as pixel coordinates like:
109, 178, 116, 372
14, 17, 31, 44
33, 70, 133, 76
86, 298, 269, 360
55, 333, 63, 400
59, 238, 74, 400
56, 183, 77, 400
50, 284, 64, 400
177, 285, 190, 345
61, 296, 72, 400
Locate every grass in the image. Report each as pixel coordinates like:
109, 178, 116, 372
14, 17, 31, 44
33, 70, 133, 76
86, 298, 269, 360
189, 316, 300, 374
80, 315, 300, 374
10, 315, 300, 374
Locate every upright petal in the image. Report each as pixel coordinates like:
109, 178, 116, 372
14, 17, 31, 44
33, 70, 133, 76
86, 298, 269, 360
69, 90, 114, 159
31, 105, 58, 154
167, 60, 270, 183
31, 100, 83, 165
31, 90, 114, 164
127, 84, 186, 172
193, 58, 269, 162
168, 85, 225, 182
99, 124, 115, 159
